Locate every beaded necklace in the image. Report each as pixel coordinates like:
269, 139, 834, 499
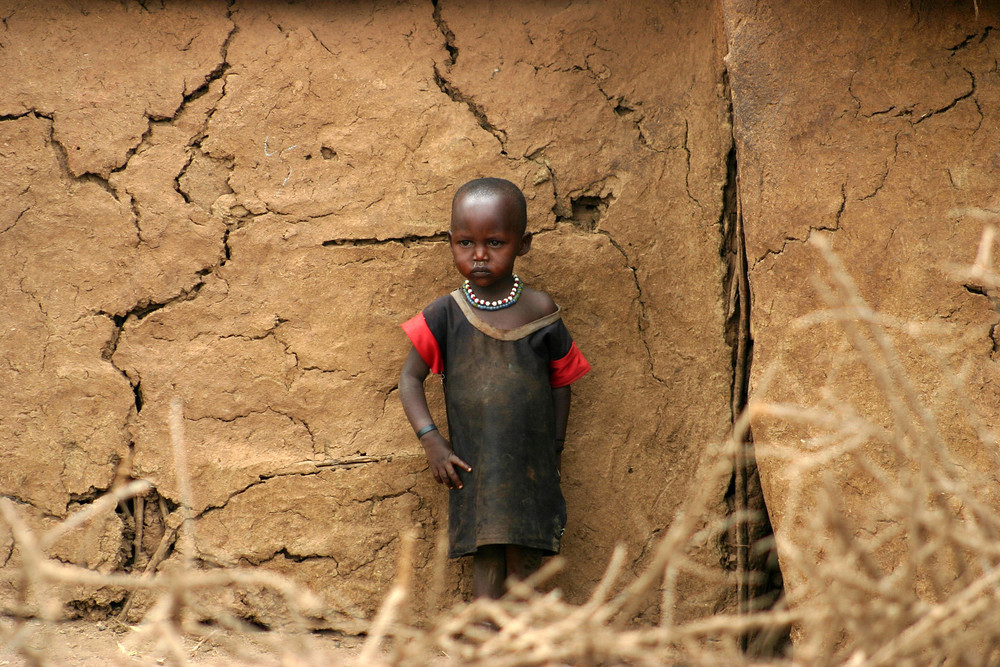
462, 274, 522, 311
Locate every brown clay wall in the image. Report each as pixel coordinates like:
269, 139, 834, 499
724, 0, 1000, 648
0, 1, 735, 624
10, 0, 997, 642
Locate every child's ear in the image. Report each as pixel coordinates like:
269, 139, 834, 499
518, 232, 533, 256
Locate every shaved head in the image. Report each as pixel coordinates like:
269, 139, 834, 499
453, 178, 527, 236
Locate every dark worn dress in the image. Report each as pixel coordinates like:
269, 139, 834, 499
403, 291, 590, 558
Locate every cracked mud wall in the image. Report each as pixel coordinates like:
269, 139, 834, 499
1, 1, 735, 623
18, 0, 1000, 639
724, 0, 1000, 635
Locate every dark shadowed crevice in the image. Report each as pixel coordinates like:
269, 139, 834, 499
131, 380, 144, 412
962, 282, 1000, 359
66, 487, 104, 507
172, 17, 236, 209
95, 275, 210, 507
430, 1, 512, 161
554, 193, 615, 233
719, 68, 789, 656
914, 68, 976, 124
431, 0, 458, 66
269, 547, 335, 565
97, 280, 208, 330
322, 232, 448, 248
432, 66, 508, 154
135, 0, 165, 12
0, 110, 52, 122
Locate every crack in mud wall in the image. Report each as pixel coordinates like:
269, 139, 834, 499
718, 84, 788, 652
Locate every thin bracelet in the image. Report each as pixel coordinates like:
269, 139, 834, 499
416, 424, 438, 438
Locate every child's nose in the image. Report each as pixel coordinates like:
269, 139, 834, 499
473, 245, 488, 260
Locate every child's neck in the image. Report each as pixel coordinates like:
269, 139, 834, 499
461, 283, 547, 331
466, 274, 516, 302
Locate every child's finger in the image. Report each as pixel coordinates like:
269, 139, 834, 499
451, 454, 473, 473
443, 462, 464, 490
433, 463, 445, 483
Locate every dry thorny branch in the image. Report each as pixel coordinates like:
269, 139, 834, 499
4, 229, 1000, 664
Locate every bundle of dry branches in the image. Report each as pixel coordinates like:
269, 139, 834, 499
3, 229, 1000, 666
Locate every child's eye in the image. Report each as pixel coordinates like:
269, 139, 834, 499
488, 240, 504, 248
457, 240, 473, 247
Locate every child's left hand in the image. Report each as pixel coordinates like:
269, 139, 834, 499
421, 431, 472, 490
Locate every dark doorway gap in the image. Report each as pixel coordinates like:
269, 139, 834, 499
718, 69, 789, 656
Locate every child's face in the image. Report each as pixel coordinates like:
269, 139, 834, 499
449, 193, 530, 289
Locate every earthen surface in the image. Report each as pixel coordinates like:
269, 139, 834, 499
10, 0, 1000, 647
724, 0, 1000, 633
1, 0, 735, 625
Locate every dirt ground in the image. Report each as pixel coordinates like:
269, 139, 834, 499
0, 619, 365, 666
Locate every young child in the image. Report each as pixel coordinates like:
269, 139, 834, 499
399, 177, 590, 599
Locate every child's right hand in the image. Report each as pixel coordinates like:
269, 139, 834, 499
420, 433, 472, 490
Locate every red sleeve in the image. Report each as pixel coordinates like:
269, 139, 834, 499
402, 313, 444, 374
549, 341, 590, 387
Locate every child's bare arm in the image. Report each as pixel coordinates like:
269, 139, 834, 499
553, 385, 571, 471
399, 346, 472, 489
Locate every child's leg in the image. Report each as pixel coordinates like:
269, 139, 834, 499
472, 545, 506, 599
472, 545, 543, 599
504, 545, 543, 582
